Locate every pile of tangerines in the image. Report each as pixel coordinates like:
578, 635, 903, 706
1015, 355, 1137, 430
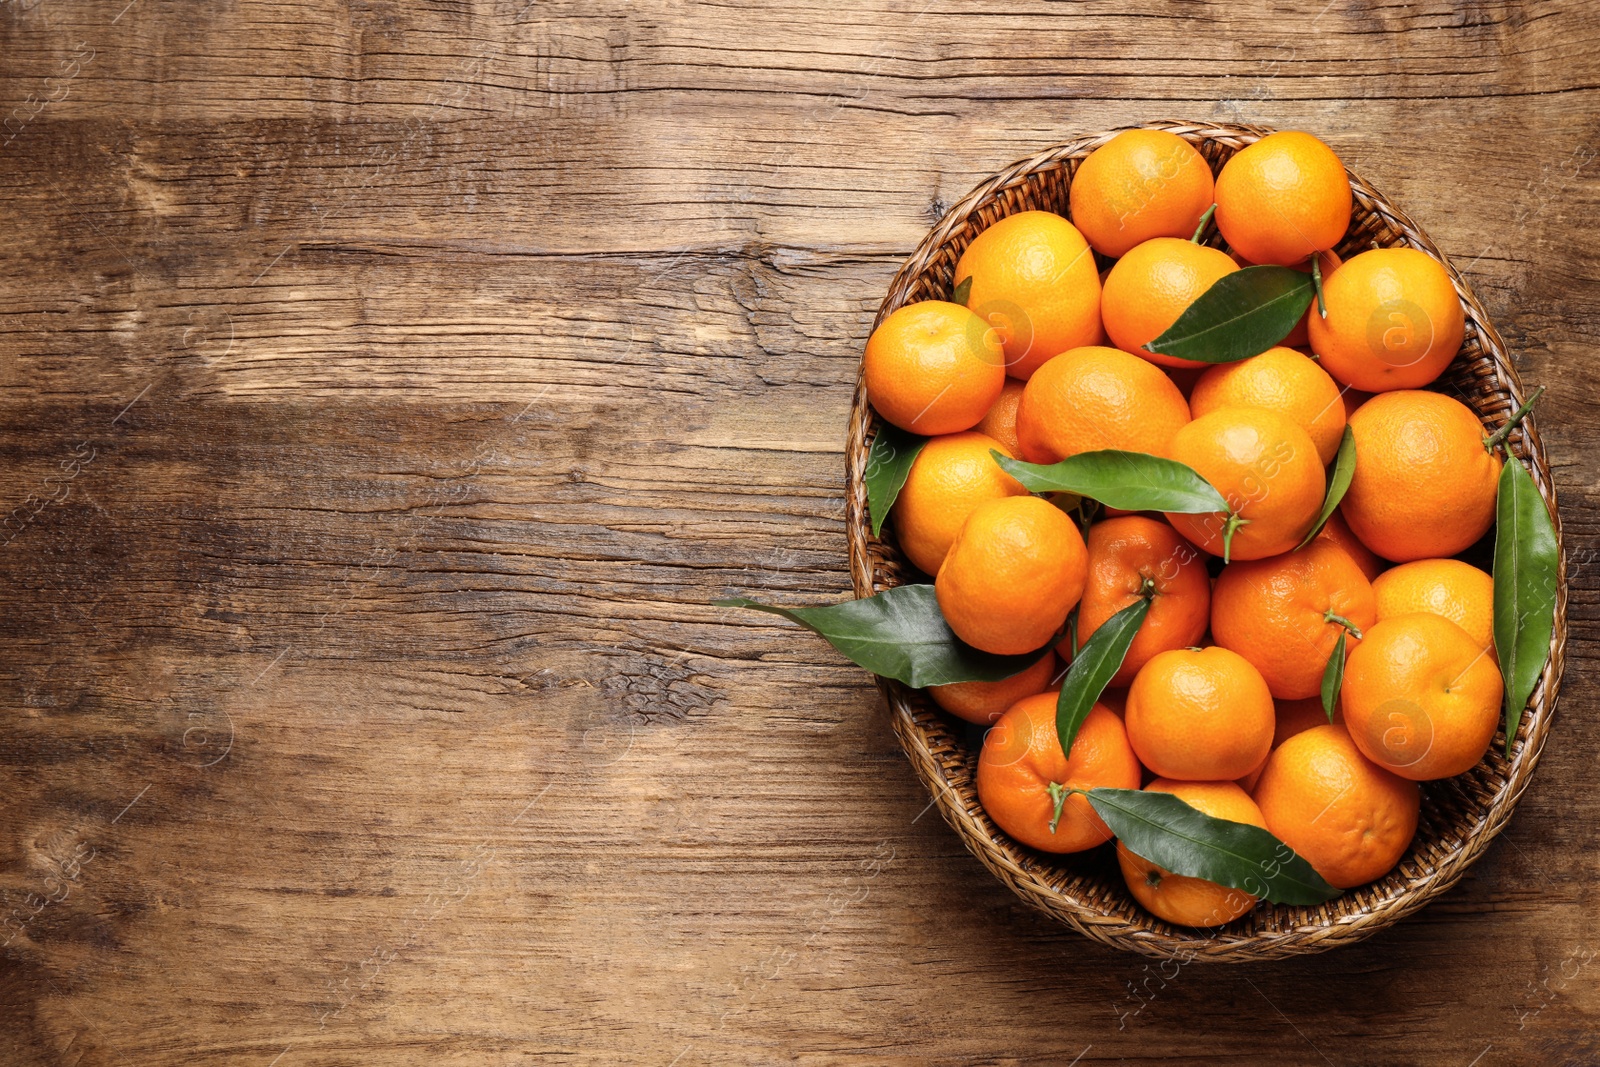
863, 130, 1509, 927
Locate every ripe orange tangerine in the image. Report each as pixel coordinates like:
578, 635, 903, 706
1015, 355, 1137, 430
1214, 131, 1352, 266
892, 431, 1028, 577
936, 496, 1088, 656
1015, 346, 1191, 464
1165, 406, 1325, 561
1209, 539, 1377, 701
1065, 516, 1209, 687
974, 378, 1027, 456
1253, 724, 1419, 889
928, 652, 1058, 726
863, 301, 1005, 434
1102, 237, 1239, 369
953, 211, 1104, 380
977, 694, 1141, 852
1124, 646, 1275, 782
1341, 390, 1501, 562
1371, 558, 1495, 653
1308, 247, 1465, 393
1118, 779, 1267, 927
1340, 612, 1503, 781
1315, 511, 1386, 583
1069, 129, 1216, 258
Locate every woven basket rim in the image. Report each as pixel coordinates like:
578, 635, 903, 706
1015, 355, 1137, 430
843, 120, 1568, 961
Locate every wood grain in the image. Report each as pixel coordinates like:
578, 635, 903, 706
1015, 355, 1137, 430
0, 0, 1596, 1063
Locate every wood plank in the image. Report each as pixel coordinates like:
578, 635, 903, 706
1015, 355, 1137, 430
2, 0, 1599, 1063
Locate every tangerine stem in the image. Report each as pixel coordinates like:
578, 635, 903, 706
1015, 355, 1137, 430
1323, 610, 1364, 640
1483, 385, 1546, 453
1190, 204, 1217, 244
1077, 496, 1098, 536
1220, 513, 1249, 564
1312, 254, 1328, 319
1046, 782, 1070, 834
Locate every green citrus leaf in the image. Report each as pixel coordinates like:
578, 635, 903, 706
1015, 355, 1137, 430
1057, 596, 1150, 759
993, 449, 1227, 514
1144, 266, 1314, 364
715, 584, 1047, 688
1085, 788, 1341, 906
951, 275, 973, 306
1320, 628, 1346, 722
1493, 458, 1559, 756
1297, 426, 1357, 549
865, 424, 925, 537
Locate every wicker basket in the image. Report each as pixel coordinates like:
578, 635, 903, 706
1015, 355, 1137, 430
844, 120, 1567, 961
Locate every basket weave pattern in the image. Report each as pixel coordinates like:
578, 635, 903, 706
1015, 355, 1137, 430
843, 121, 1567, 961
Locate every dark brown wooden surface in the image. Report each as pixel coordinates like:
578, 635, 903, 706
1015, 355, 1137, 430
0, 2, 1596, 1064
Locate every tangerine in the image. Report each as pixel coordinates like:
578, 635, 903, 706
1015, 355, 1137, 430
1117, 779, 1267, 927
936, 496, 1088, 655
1125, 646, 1275, 781
977, 694, 1142, 852
1315, 511, 1386, 582
1015, 346, 1191, 464
1253, 724, 1419, 889
974, 378, 1027, 456
1307, 247, 1465, 392
1102, 237, 1239, 369
1069, 129, 1216, 258
1165, 406, 1325, 561
953, 210, 1104, 380
1066, 516, 1209, 686
1372, 558, 1495, 653
1214, 131, 1352, 266
1210, 539, 1377, 700
1341, 390, 1500, 562
1340, 612, 1503, 781
893, 431, 1028, 576
929, 653, 1058, 726
864, 301, 1005, 434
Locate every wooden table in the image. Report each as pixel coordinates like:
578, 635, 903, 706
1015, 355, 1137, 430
1, 2, 1595, 1064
